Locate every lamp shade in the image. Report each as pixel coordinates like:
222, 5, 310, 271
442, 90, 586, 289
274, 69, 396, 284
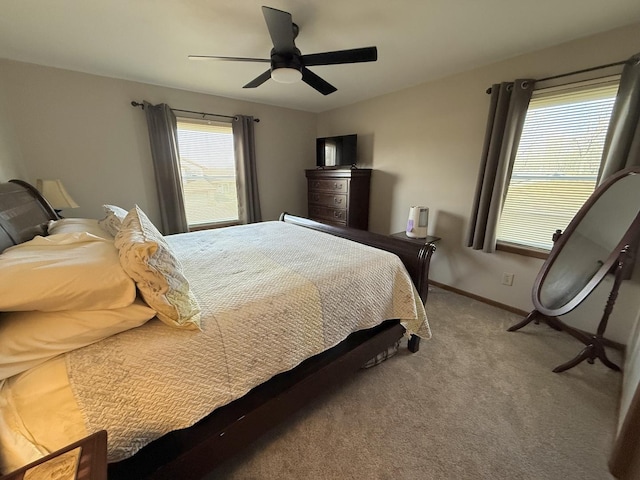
36, 179, 79, 209
271, 67, 302, 84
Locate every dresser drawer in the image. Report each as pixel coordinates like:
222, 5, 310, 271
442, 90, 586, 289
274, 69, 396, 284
305, 168, 370, 230
309, 205, 347, 224
309, 192, 347, 208
308, 179, 348, 193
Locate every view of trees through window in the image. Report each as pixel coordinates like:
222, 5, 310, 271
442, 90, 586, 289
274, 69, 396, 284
176, 119, 239, 227
497, 80, 619, 250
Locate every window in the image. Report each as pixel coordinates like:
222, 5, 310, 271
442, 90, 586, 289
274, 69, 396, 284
496, 77, 619, 252
176, 118, 239, 228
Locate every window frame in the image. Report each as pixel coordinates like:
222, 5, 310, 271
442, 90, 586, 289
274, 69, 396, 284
496, 75, 620, 258
175, 117, 240, 230
496, 240, 550, 259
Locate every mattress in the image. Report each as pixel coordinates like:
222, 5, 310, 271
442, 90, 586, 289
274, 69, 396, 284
0, 221, 430, 472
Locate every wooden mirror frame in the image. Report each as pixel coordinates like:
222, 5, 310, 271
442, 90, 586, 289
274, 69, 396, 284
531, 166, 640, 317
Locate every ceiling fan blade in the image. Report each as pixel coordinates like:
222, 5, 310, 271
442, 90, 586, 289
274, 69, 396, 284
302, 47, 378, 66
243, 69, 272, 89
301, 67, 337, 95
188, 55, 269, 63
262, 6, 295, 53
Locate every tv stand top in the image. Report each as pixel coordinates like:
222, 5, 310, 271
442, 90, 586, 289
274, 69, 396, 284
315, 164, 363, 170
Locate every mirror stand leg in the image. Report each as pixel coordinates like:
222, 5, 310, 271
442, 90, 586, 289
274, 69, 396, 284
552, 337, 621, 373
545, 317, 564, 331
554, 249, 627, 373
598, 345, 622, 371
553, 345, 593, 373
508, 310, 562, 332
598, 348, 620, 372
507, 310, 540, 332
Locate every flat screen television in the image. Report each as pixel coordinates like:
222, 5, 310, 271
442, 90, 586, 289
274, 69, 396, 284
316, 134, 357, 168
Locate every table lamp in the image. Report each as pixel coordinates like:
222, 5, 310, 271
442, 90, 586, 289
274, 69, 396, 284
36, 179, 79, 216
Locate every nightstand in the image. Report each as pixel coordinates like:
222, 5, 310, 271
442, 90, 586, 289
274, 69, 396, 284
4, 431, 107, 480
389, 232, 441, 353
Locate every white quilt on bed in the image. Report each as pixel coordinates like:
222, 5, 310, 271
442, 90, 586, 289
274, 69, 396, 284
9, 221, 431, 464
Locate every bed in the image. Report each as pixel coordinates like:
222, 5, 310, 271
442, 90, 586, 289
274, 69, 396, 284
0, 179, 431, 479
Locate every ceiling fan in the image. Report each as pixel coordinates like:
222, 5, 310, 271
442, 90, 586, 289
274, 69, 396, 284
188, 6, 378, 95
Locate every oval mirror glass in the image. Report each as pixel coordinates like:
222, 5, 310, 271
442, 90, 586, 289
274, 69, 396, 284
533, 167, 640, 316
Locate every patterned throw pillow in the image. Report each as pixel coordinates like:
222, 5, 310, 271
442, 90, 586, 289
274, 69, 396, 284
98, 204, 128, 237
115, 206, 201, 330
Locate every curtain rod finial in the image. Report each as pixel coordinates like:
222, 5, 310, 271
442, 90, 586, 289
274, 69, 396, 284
131, 101, 145, 110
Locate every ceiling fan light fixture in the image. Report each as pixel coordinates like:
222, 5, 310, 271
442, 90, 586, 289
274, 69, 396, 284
271, 67, 302, 84
195, 7, 377, 94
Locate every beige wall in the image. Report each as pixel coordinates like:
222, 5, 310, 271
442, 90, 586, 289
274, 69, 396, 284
0, 59, 317, 225
0, 75, 27, 180
317, 23, 640, 344
1, 24, 639, 344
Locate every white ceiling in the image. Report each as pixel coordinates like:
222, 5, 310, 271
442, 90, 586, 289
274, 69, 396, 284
1, 0, 640, 113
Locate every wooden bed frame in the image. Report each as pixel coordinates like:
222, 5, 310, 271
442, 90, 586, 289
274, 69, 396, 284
0, 180, 59, 251
0, 180, 426, 480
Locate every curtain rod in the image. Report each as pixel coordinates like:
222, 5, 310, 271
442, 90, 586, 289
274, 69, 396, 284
485, 58, 628, 94
130, 101, 259, 122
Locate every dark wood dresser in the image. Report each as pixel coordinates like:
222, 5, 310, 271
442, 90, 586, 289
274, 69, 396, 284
305, 168, 371, 230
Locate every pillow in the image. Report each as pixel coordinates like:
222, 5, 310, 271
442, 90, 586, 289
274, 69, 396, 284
48, 218, 113, 240
98, 204, 128, 237
0, 298, 157, 380
115, 206, 201, 330
0, 232, 136, 311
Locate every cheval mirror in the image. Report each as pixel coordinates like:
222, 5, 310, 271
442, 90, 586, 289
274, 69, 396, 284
508, 166, 640, 373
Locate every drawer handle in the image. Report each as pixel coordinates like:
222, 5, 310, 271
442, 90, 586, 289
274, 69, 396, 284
333, 183, 343, 189
333, 211, 343, 218
313, 194, 320, 202
334, 197, 343, 204
313, 182, 320, 188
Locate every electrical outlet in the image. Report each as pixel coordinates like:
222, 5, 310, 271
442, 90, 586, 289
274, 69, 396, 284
502, 272, 514, 286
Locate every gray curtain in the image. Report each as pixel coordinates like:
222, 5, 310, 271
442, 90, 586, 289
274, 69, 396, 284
467, 79, 535, 252
143, 101, 188, 235
232, 115, 262, 224
598, 52, 640, 183
597, 52, 640, 278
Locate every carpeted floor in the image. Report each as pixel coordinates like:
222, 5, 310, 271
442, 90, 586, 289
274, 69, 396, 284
207, 287, 622, 480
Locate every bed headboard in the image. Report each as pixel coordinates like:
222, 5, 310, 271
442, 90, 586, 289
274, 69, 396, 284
0, 179, 59, 252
